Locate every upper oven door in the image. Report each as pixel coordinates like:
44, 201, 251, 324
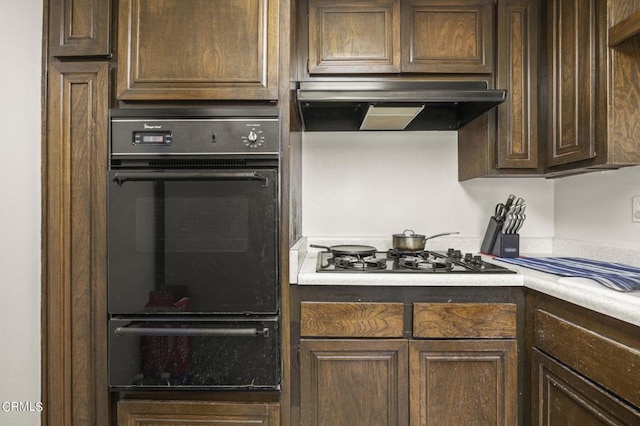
108, 168, 278, 315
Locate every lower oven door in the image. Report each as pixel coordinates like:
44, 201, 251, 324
109, 317, 280, 390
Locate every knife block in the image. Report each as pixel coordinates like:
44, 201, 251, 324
491, 233, 519, 258
480, 217, 502, 254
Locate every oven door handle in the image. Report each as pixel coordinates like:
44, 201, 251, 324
112, 171, 269, 187
114, 325, 269, 337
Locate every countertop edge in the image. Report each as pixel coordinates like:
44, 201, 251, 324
290, 244, 640, 327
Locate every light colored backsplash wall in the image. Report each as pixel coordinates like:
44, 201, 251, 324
301, 131, 555, 239
554, 165, 640, 248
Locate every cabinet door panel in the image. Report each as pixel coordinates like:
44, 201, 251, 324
547, 0, 597, 166
409, 339, 517, 425
496, 0, 539, 169
308, 0, 401, 73
300, 339, 408, 426
117, 0, 278, 100
49, 0, 111, 57
45, 61, 109, 426
401, 0, 494, 73
532, 349, 640, 425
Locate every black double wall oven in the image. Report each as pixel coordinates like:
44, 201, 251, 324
107, 108, 280, 390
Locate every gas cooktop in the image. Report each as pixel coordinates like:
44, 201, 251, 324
316, 248, 515, 274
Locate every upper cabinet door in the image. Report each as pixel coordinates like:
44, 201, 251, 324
49, 0, 111, 57
496, 0, 539, 169
546, 0, 597, 167
116, 0, 279, 100
307, 0, 401, 74
401, 0, 494, 73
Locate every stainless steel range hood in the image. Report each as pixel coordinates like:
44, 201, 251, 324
297, 81, 506, 131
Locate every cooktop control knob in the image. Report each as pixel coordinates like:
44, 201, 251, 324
464, 253, 473, 262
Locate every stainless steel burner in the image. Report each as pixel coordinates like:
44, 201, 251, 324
333, 255, 387, 270
398, 256, 451, 271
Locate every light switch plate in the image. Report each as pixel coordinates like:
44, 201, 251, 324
633, 196, 640, 223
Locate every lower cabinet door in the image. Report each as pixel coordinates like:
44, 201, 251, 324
300, 339, 409, 426
409, 339, 518, 426
117, 400, 279, 426
532, 349, 640, 425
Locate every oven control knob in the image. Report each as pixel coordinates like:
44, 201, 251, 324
244, 130, 264, 148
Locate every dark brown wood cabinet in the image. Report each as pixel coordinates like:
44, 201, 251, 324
117, 400, 280, 426
49, 0, 111, 57
306, 0, 493, 75
410, 339, 517, 425
116, 0, 279, 100
532, 349, 640, 425
298, 301, 518, 425
544, 0, 640, 175
307, 0, 401, 74
457, 0, 541, 180
527, 291, 640, 424
545, 0, 600, 168
300, 339, 409, 426
401, 0, 494, 74
44, 60, 110, 426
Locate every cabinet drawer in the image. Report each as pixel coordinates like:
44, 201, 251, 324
118, 400, 279, 425
534, 308, 640, 407
301, 302, 404, 337
413, 303, 516, 338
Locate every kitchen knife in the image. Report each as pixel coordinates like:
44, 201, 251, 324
503, 194, 516, 214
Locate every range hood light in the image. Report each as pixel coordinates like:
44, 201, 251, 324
360, 105, 425, 130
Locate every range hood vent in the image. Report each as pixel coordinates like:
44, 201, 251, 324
297, 81, 506, 131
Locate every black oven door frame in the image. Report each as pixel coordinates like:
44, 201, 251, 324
107, 167, 279, 316
108, 316, 280, 390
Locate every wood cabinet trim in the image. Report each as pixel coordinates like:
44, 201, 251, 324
413, 303, 517, 338
301, 302, 405, 337
45, 60, 109, 425
609, 9, 640, 47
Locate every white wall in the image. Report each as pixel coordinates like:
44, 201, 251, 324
302, 131, 555, 238
555, 165, 640, 248
0, 1, 42, 424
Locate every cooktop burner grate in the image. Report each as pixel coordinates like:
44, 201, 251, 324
332, 255, 387, 271
315, 248, 515, 273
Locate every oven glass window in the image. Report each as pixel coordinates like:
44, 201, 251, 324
135, 196, 249, 252
108, 170, 278, 315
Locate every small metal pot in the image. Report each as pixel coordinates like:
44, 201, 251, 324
392, 230, 459, 251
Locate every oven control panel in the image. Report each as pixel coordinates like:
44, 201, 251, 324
110, 108, 279, 159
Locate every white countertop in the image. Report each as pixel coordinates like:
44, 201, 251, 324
290, 237, 640, 327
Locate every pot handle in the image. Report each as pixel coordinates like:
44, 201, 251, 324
424, 231, 460, 240
402, 229, 416, 236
